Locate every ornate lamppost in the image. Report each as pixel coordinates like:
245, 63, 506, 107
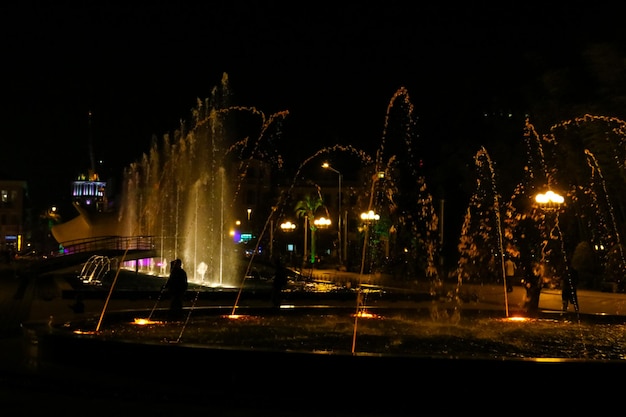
359, 210, 380, 275
322, 162, 343, 265
313, 216, 331, 264
352, 209, 380, 353
280, 221, 297, 232
535, 190, 564, 210
280, 220, 296, 265
527, 190, 566, 314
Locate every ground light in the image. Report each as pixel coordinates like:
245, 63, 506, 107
132, 318, 162, 325
352, 310, 380, 319
503, 316, 532, 322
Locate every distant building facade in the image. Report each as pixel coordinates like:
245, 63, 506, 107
72, 170, 108, 213
0, 179, 28, 256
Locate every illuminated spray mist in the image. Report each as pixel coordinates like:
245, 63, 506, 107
117, 74, 288, 286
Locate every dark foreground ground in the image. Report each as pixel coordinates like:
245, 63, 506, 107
3, 262, 626, 415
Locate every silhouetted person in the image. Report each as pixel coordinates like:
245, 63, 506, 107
562, 268, 579, 312
164, 258, 188, 320
524, 262, 543, 316
505, 256, 516, 292
272, 257, 288, 307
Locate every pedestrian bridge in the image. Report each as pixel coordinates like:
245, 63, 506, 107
60, 235, 155, 257
39, 236, 157, 272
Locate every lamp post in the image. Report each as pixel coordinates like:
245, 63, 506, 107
302, 216, 308, 272
280, 221, 297, 232
280, 221, 296, 265
313, 217, 331, 227
322, 162, 342, 265
313, 216, 331, 264
359, 210, 380, 274
530, 190, 566, 314
535, 191, 565, 262
352, 209, 379, 353
535, 190, 564, 210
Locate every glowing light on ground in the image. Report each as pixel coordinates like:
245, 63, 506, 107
505, 316, 531, 322
73, 330, 97, 335
534, 358, 568, 363
352, 310, 380, 319
224, 314, 254, 320
132, 318, 162, 325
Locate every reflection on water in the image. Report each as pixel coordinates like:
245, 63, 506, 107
74, 310, 626, 360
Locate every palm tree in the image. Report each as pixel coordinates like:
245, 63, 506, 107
294, 193, 324, 265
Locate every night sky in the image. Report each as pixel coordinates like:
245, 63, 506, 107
2, 2, 624, 218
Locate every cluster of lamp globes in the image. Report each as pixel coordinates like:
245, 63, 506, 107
280, 210, 380, 232
535, 190, 565, 211
360, 210, 380, 222
279, 218, 332, 231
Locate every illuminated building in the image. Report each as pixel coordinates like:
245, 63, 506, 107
72, 171, 107, 213
71, 110, 108, 213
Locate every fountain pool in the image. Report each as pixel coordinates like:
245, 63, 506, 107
30, 305, 626, 361
21, 300, 626, 411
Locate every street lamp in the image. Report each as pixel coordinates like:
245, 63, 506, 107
322, 162, 343, 265
313, 217, 331, 228
280, 221, 297, 265
280, 221, 297, 232
535, 190, 564, 210
304, 216, 332, 266
531, 189, 568, 313
353, 209, 379, 353
358, 210, 380, 276
360, 210, 380, 222
535, 190, 565, 264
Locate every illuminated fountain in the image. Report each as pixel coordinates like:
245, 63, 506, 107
24, 84, 626, 402
516, 116, 626, 294
116, 74, 289, 287
453, 114, 626, 321
456, 147, 511, 316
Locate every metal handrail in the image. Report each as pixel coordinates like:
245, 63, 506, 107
60, 236, 155, 255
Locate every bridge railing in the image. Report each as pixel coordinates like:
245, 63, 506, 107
60, 236, 155, 255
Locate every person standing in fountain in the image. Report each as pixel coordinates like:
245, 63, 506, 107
523, 261, 543, 316
164, 258, 188, 320
562, 268, 579, 312
272, 256, 288, 307
504, 256, 517, 293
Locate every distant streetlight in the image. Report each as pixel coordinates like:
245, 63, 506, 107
280, 221, 297, 232
280, 221, 297, 265
313, 217, 331, 228
302, 216, 308, 271
360, 210, 380, 222
359, 210, 379, 277
353, 208, 380, 354
322, 162, 343, 264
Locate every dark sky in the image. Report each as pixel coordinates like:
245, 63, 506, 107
1, 2, 622, 216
